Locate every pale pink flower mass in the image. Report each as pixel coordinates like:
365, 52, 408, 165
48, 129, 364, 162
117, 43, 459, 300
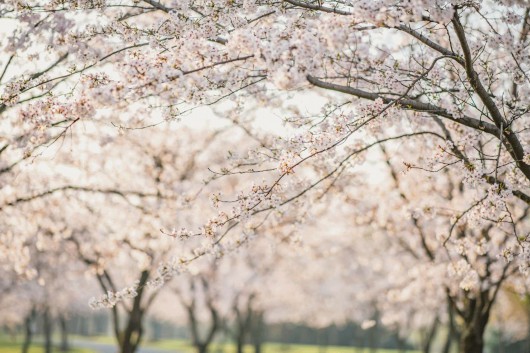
0, 1, 529, 353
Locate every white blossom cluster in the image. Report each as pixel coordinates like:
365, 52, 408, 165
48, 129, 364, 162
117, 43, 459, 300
89, 283, 139, 309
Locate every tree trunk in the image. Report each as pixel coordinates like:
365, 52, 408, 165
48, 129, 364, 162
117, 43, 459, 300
185, 278, 219, 353
236, 335, 244, 353
459, 314, 489, 353
114, 270, 150, 353
59, 315, 69, 352
459, 329, 484, 353
119, 307, 144, 353
43, 307, 53, 353
442, 327, 453, 353
443, 302, 459, 353
21, 308, 36, 353
526, 299, 530, 353
235, 313, 249, 353
197, 343, 208, 353
234, 294, 256, 353
447, 284, 497, 353
394, 331, 406, 353
421, 318, 438, 353
253, 336, 263, 353
251, 311, 264, 353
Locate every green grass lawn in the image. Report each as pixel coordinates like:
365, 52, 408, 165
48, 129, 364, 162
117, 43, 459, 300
18, 335, 418, 353
0, 338, 96, 353
146, 339, 418, 353
69, 334, 116, 345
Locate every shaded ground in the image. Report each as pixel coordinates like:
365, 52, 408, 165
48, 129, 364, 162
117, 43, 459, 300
0, 339, 94, 353
74, 338, 415, 353
72, 340, 179, 353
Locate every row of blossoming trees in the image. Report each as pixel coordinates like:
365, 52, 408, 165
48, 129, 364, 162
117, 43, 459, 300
1, 0, 530, 353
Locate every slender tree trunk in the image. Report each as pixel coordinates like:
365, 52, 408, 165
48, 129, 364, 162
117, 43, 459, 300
59, 315, 69, 352
251, 311, 264, 353
526, 300, 530, 353
236, 335, 244, 353
235, 314, 249, 353
443, 302, 459, 353
120, 317, 143, 353
21, 308, 36, 353
393, 331, 406, 353
234, 294, 255, 353
442, 327, 453, 353
421, 318, 438, 353
115, 270, 150, 353
43, 307, 53, 353
185, 280, 219, 353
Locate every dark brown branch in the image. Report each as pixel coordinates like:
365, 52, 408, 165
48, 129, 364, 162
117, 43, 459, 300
397, 25, 461, 60
306, 75, 500, 136
282, 0, 351, 15
142, 0, 171, 12
452, 11, 530, 181
0, 185, 166, 210
0, 55, 14, 83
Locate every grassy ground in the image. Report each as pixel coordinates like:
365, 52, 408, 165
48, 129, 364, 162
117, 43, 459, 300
69, 335, 116, 345
0, 339, 95, 353
21, 335, 417, 353
146, 339, 418, 353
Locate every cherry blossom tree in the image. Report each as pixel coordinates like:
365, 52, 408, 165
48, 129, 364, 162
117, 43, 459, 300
0, 211, 97, 353
300, 135, 529, 353
0, 118, 243, 353
3, 0, 528, 206
3, 0, 529, 269
2, 2, 530, 353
